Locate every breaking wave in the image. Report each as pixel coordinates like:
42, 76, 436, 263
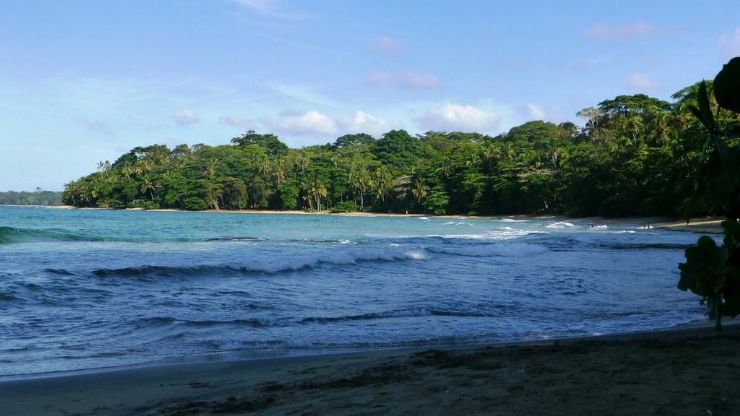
91, 248, 428, 278
546, 221, 576, 229
0, 226, 107, 244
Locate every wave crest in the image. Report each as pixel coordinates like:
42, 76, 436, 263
91, 248, 427, 278
0, 226, 105, 244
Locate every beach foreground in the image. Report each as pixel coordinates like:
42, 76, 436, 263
2, 325, 739, 416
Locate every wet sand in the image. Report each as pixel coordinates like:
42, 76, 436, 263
655, 218, 724, 233
2, 324, 739, 416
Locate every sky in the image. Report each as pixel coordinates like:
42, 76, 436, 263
1, 0, 739, 191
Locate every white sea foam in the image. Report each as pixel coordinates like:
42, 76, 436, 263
240, 247, 428, 274
546, 221, 575, 229
443, 221, 473, 226
315, 247, 427, 266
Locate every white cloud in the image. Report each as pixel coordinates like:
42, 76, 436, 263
337, 111, 391, 136
264, 110, 337, 136
719, 28, 740, 58
233, 0, 280, 14
627, 73, 657, 90
582, 21, 659, 40
401, 71, 441, 90
369, 36, 403, 55
231, 0, 314, 19
525, 103, 546, 120
173, 110, 199, 126
416, 103, 498, 132
218, 115, 255, 129
262, 110, 392, 138
365, 71, 395, 86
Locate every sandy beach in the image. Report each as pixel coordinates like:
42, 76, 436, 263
2, 324, 739, 416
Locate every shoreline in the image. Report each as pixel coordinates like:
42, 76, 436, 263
0, 319, 726, 382
31, 205, 726, 231
2, 322, 738, 415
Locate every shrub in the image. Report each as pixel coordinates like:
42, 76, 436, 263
330, 200, 358, 213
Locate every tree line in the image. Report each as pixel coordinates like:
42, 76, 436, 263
0, 189, 62, 206
63, 81, 740, 217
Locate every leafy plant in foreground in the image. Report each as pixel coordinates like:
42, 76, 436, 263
678, 57, 740, 330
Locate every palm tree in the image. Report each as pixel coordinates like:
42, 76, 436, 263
411, 178, 428, 206
204, 159, 218, 180
140, 176, 157, 199
648, 112, 672, 146
293, 152, 310, 173
138, 159, 154, 175
121, 164, 135, 182
272, 159, 286, 186
63, 181, 82, 206
371, 167, 393, 205
624, 115, 644, 143
349, 162, 371, 211
312, 182, 328, 211
302, 177, 327, 211
257, 155, 271, 176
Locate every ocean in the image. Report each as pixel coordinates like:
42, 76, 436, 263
0, 206, 707, 376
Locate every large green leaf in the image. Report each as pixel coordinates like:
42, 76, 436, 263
696, 81, 717, 132
720, 282, 740, 317
688, 105, 713, 134
678, 236, 727, 297
714, 57, 740, 113
723, 220, 740, 250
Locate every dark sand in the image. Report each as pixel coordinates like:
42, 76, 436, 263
2, 324, 739, 416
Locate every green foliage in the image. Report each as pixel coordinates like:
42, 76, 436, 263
0, 190, 62, 206
231, 130, 288, 156
678, 235, 728, 325
331, 200, 358, 213
334, 133, 375, 148
423, 188, 449, 214
63, 78, 735, 221
679, 222, 740, 330
679, 58, 740, 330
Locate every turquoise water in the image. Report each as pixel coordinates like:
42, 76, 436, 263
0, 206, 706, 376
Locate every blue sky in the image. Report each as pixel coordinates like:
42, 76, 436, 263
1, 0, 739, 191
